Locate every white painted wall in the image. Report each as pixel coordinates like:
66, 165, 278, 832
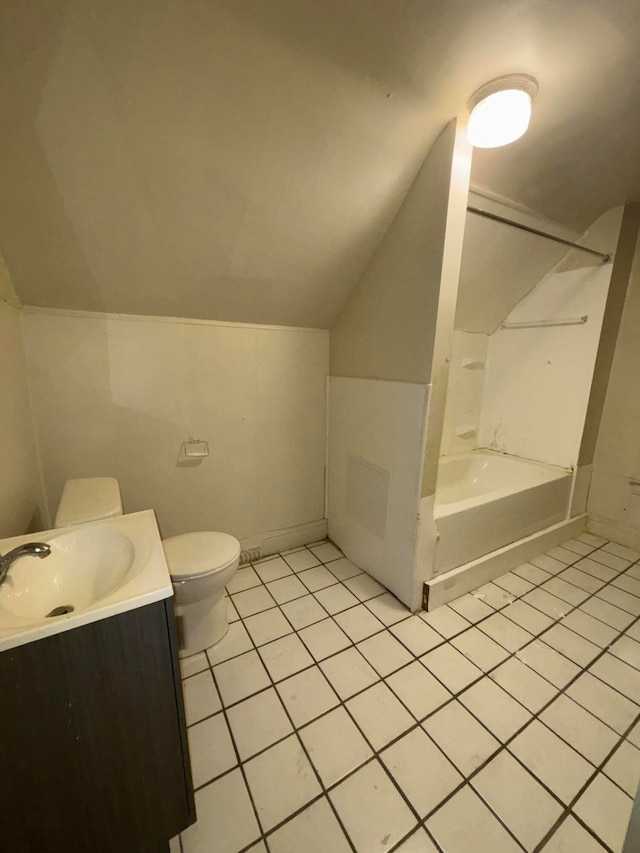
440, 331, 489, 456
589, 223, 640, 547
478, 263, 612, 468
22, 310, 328, 548
0, 260, 43, 537
327, 377, 429, 607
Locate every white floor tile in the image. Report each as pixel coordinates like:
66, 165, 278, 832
493, 571, 535, 598
282, 548, 321, 573
308, 542, 343, 563
508, 720, 593, 803
479, 611, 535, 651
530, 554, 568, 575
330, 760, 417, 853
540, 694, 619, 765
449, 593, 494, 623
280, 594, 327, 630
357, 631, 413, 676
232, 586, 277, 618
597, 585, 640, 616
181, 768, 260, 853
590, 653, 640, 704
299, 706, 373, 786
561, 609, 619, 648
227, 566, 262, 594
343, 572, 387, 601
559, 566, 606, 594
562, 538, 596, 557
420, 644, 483, 693
610, 635, 640, 669
490, 656, 557, 712
187, 712, 237, 788
390, 616, 443, 656
542, 577, 590, 606
183, 670, 221, 725
253, 556, 293, 583
423, 700, 500, 776
320, 648, 379, 699
459, 678, 531, 742
213, 650, 271, 707
603, 740, 640, 797
574, 773, 633, 852
427, 785, 521, 853
258, 634, 314, 682
613, 573, 640, 597
245, 842, 267, 853
180, 651, 209, 679
574, 557, 618, 583
513, 562, 553, 585
268, 797, 351, 853
326, 557, 363, 581
243, 608, 293, 646
501, 599, 554, 635
298, 565, 339, 592
590, 549, 631, 572
420, 605, 470, 639
542, 624, 600, 667
365, 592, 410, 625
380, 728, 462, 817
276, 666, 340, 727
393, 828, 439, 851
580, 597, 635, 630
522, 588, 572, 620
266, 575, 308, 604
452, 627, 510, 670
243, 735, 322, 832
515, 639, 581, 688
547, 545, 580, 565
567, 672, 639, 734
313, 583, 360, 614
386, 661, 451, 719
206, 620, 253, 665
472, 751, 563, 849
225, 595, 240, 623
298, 618, 351, 660
226, 687, 293, 760
335, 604, 385, 642
604, 542, 640, 562
346, 682, 415, 749
472, 583, 515, 610
541, 815, 608, 852
577, 532, 608, 548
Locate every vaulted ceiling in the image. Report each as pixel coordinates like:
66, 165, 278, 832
1, 0, 639, 327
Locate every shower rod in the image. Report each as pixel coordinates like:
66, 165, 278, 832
466, 206, 612, 264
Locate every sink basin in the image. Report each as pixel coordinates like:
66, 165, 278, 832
0, 528, 136, 621
0, 510, 172, 652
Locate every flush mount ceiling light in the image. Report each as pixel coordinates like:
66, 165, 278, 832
467, 74, 538, 148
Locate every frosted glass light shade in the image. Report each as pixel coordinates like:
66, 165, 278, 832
467, 88, 532, 149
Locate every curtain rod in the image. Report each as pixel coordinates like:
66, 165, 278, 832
467, 206, 612, 264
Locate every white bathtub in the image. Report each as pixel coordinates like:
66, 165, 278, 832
433, 450, 572, 575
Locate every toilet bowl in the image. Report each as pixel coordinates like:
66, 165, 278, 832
54, 477, 241, 657
163, 531, 240, 656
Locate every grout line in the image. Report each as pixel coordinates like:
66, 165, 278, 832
180, 538, 640, 853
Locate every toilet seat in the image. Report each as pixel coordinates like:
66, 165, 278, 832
163, 531, 241, 582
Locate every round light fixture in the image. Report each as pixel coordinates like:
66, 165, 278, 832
467, 74, 538, 148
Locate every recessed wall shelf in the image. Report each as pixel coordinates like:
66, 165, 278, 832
500, 315, 588, 331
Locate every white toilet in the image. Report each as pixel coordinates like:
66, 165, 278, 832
54, 477, 241, 657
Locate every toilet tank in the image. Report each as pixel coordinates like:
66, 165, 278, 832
54, 478, 124, 528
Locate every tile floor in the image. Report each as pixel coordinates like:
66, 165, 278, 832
173, 533, 640, 853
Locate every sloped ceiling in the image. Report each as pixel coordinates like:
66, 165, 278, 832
1, 0, 640, 327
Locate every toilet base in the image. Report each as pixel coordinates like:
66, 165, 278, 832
175, 592, 229, 658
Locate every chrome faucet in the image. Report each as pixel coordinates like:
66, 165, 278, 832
0, 542, 51, 586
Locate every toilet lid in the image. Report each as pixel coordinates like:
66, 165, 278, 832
163, 532, 241, 579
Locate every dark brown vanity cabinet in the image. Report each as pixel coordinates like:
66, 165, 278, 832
0, 599, 195, 852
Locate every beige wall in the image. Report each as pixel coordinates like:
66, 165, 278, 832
330, 121, 470, 384
0, 257, 43, 537
588, 211, 640, 545
22, 310, 328, 549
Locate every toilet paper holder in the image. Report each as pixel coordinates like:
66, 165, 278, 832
181, 437, 209, 459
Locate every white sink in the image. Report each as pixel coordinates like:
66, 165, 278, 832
0, 510, 172, 652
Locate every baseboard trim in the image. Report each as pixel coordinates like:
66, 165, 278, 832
424, 514, 587, 611
241, 518, 328, 558
588, 516, 640, 554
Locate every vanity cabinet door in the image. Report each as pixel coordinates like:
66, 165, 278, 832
0, 599, 195, 852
